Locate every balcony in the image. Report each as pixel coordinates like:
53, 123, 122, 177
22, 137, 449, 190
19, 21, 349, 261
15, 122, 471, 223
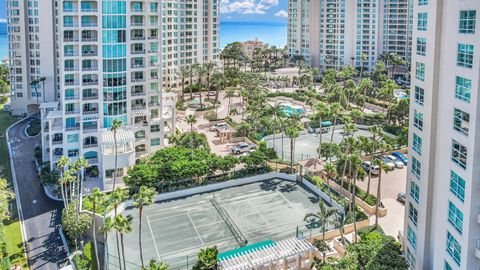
64, 37, 80, 42
64, 52, 80, 57
131, 91, 145, 97
82, 80, 98, 86
81, 37, 98, 42
83, 109, 98, 115
65, 81, 80, 86
65, 110, 80, 115
131, 36, 145, 41
148, 36, 159, 40
82, 94, 98, 101
131, 22, 145, 27
86, 158, 98, 165
83, 143, 98, 149
63, 8, 79, 13
131, 64, 145, 69
83, 127, 98, 134
82, 51, 98, 57
81, 8, 98, 12
81, 22, 98, 28
131, 78, 145, 83
131, 49, 146, 55
52, 140, 63, 145
132, 105, 146, 111
65, 125, 81, 132
65, 66, 80, 72
65, 95, 80, 101
82, 66, 98, 72
64, 23, 78, 28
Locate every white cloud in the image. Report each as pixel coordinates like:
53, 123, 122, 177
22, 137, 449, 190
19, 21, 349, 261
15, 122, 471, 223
220, 0, 279, 15
0, 19, 7, 23
274, 10, 288, 17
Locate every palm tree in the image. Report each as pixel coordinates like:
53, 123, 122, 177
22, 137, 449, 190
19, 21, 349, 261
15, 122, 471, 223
90, 188, 105, 269
72, 157, 89, 217
203, 62, 216, 92
142, 260, 169, 270
268, 102, 284, 152
328, 102, 341, 152
111, 119, 122, 191
372, 141, 390, 227
110, 188, 128, 269
60, 171, 75, 211
196, 65, 206, 108
348, 154, 362, 243
114, 214, 133, 270
224, 87, 235, 115
177, 66, 189, 100
193, 246, 218, 270
185, 114, 197, 132
304, 200, 339, 263
285, 126, 299, 171
57, 156, 70, 209
315, 101, 330, 161
133, 186, 156, 268
100, 217, 115, 269
188, 63, 200, 100
211, 72, 225, 114
366, 125, 383, 196
323, 162, 337, 206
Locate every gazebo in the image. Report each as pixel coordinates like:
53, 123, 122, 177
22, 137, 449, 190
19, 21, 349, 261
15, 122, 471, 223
217, 238, 315, 270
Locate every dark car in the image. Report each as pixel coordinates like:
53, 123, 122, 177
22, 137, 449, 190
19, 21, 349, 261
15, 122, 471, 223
397, 192, 406, 203
392, 152, 408, 165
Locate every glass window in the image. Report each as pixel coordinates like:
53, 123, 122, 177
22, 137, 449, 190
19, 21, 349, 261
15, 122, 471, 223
412, 156, 421, 178
67, 149, 79, 157
457, 43, 474, 68
413, 134, 422, 155
455, 76, 471, 102
448, 201, 463, 234
446, 231, 461, 266
414, 110, 424, 130
410, 181, 420, 203
150, 124, 160, 132
453, 108, 469, 136
418, 13, 428, 31
406, 248, 416, 270
459, 10, 476, 34
416, 62, 425, 81
450, 171, 465, 202
66, 134, 78, 143
445, 261, 453, 270
452, 140, 467, 169
151, 138, 161, 146
415, 86, 424, 105
418, 0, 428, 5
408, 203, 418, 226
407, 225, 417, 250
416, 38, 426, 56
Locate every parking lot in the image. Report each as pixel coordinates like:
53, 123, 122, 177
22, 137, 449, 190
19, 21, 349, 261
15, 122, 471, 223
357, 166, 407, 238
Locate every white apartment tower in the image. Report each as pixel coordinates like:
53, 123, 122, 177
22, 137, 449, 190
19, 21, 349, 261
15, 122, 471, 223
288, 0, 413, 71
403, 1, 480, 269
7, 0, 219, 190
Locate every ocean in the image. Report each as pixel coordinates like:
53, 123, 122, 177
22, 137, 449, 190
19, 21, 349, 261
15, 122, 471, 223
220, 21, 287, 48
0, 21, 288, 60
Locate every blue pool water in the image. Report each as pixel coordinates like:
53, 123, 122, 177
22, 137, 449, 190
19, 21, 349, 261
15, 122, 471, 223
281, 105, 305, 116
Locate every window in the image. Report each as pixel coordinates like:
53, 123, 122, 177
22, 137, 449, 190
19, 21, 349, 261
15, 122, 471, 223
416, 38, 426, 56
150, 124, 160, 132
448, 201, 463, 234
416, 62, 425, 81
453, 108, 469, 136
455, 76, 471, 102
412, 156, 421, 178
451, 140, 467, 169
450, 171, 465, 202
151, 138, 161, 146
415, 86, 424, 105
408, 203, 418, 226
418, 0, 428, 5
406, 248, 416, 270
446, 231, 461, 266
407, 225, 417, 249
418, 13, 428, 31
68, 149, 79, 157
414, 110, 424, 130
457, 43, 474, 68
410, 181, 420, 203
413, 133, 422, 155
445, 261, 453, 270
459, 10, 476, 34
66, 134, 78, 143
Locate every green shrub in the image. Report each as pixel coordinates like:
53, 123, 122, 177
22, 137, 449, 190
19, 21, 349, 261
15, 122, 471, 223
83, 241, 97, 270
0, 96, 7, 105
204, 111, 218, 121
357, 224, 385, 238
176, 100, 186, 111
26, 119, 41, 136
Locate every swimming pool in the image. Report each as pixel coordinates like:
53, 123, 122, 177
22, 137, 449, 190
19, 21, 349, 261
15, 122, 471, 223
281, 105, 305, 116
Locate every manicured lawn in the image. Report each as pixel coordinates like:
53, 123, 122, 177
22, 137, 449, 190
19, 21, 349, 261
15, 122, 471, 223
4, 221, 28, 269
0, 108, 28, 269
26, 118, 41, 137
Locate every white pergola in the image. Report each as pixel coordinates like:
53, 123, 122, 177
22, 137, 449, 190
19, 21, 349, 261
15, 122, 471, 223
218, 238, 315, 270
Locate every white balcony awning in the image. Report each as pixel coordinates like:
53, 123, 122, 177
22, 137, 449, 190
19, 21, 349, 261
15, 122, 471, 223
39, 101, 59, 109
131, 109, 150, 117
46, 110, 63, 119
101, 128, 135, 144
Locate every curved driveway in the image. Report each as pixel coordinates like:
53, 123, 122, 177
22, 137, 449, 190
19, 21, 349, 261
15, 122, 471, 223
8, 118, 66, 269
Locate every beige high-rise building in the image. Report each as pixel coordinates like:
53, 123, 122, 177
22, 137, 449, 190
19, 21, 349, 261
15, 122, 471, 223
288, 0, 413, 71
7, 0, 219, 191
403, 0, 480, 269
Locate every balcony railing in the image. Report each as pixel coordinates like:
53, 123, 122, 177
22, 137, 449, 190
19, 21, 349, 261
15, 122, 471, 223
148, 36, 159, 40
131, 50, 146, 55
131, 92, 145, 96
131, 36, 145, 41
82, 80, 98, 86
52, 140, 63, 145
63, 8, 79, 13
81, 37, 98, 42
131, 64, 145, 69
81, 8, 98, 12
131, 78, 145, 83
82, 51, 98, 57
83, 109, 99, 115
131, 22, 144, 27
64, 37, 79, 42
86, 158, 98, 165
65, 125, 81, 131
132, 105, 146, 111
81, 22, 98, 27
65, 110, 80, 115
64, 52, 80, 57
65, 95, 79, 101
83, 127, 98, 134
83, 143, 98, 149
82, 95, 98, 101
132, 8, 144, 12
65, 81, 80, 86
82, 66, 98, 72
65, 66, 80, 72
64, 23, 78, 28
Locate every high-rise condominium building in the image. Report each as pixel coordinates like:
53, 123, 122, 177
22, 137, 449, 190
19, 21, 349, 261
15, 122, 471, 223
403, 1, 479, 269
288, 0, 412, 71
7, 0, 219, 190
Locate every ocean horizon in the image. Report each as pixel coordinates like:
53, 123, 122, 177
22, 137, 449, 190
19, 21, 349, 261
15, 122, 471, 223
0, 20, 288, 60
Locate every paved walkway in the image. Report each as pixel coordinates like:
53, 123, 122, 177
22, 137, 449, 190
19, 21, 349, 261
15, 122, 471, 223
8, 118, 66, 269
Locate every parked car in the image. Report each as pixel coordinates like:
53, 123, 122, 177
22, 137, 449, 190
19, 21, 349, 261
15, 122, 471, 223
385, 155, 404, 168
374, 155, 395, 170
211, 123, 228, 132
391, 151, 408, 165
360, 161, 380, 175
397, 192, 406, 203
231, 142, 257, 155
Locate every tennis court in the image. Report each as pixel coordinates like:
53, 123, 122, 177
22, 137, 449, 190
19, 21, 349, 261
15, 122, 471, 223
106, 178, 336, 269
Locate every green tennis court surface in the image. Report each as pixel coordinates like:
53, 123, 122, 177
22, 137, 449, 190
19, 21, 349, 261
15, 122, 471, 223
106, 178, 332, 269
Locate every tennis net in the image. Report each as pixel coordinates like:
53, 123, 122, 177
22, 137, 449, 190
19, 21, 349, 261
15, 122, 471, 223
210, 195, 248, 247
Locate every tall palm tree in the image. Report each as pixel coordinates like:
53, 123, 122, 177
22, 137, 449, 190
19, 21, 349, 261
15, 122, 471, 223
133, 186, 156, 268
372, 141, 390, 227
111, 119, 122, 191
211, 72, 225, 113
142, 260, 169, 270
323, 162, 337, 206
57, 156, 70, 209
348, 154, 362, 243
315, 101, 330, 161
185, 114, 197, 132
100, 217, 115, 269
196, 65, 206, 108
72, 157, 89, 217
224, 87, 235, 115
90, 188, 105, 269
285, 126, 299, 171
203, 62, 216, 92
114, 214, 133, 270
177, 66, 189, 100
110, 188, 128, 269
328, 102, 342, 153
188, 63, 200, 100
367, 125, 383, 196
268, 102, 284, 152
304, 200, 339, 263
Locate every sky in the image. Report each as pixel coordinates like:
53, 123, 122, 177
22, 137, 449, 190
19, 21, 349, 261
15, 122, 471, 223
0, 0, 288, 23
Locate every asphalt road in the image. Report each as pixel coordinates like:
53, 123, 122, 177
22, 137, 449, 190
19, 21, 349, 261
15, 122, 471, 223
8, 118, 66, 269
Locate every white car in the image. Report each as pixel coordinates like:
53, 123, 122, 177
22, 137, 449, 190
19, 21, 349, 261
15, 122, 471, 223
360, 161, 380, 175
211, 123, 228, 132
374, 155, 395, 170
386, 155, 404, 168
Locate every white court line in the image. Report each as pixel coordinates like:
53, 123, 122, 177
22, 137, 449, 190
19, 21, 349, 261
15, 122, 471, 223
275, 190, 304, 216
146, 215, 162, 261
247, 200, 272, 227
187, 213, 205, 245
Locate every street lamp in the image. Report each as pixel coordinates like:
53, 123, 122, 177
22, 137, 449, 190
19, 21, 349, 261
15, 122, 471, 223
31, 76, 47, 106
